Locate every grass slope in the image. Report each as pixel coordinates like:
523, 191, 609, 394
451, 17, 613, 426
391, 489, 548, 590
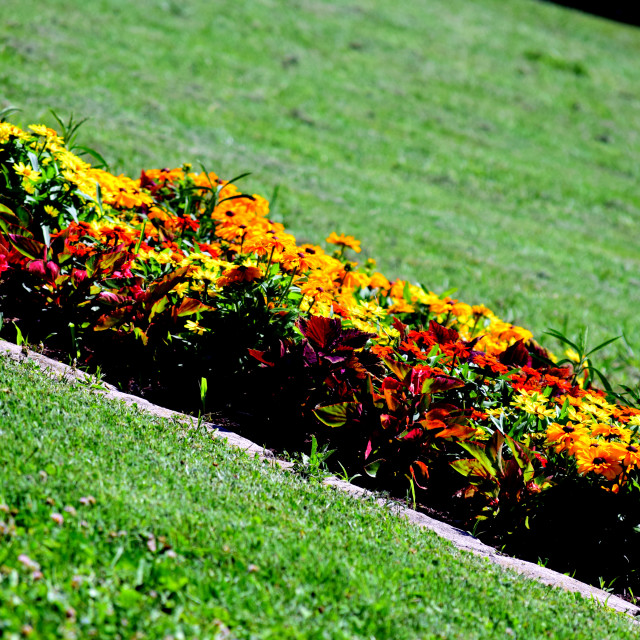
0, 353, 637, 638
2, 0, 640, 383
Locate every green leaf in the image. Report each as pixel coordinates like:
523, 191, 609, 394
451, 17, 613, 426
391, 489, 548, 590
8, 234, 45, 261
75, 145, 110, 171
27, 150, 40, 172
584, 335, 620, 359
313, 402, 358, 428
544, 328, 580, 353
450, 458, 488, 478
383, 357, 411, 382
364, 459, 382, 478
456, 441, 498, 477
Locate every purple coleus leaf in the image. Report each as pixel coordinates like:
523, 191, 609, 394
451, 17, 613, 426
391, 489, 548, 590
499, 340, 531, 368
428, 320, 459, 345
299, 316, 342, 352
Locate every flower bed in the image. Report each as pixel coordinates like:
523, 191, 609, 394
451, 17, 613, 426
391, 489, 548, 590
2, 120, 640, 598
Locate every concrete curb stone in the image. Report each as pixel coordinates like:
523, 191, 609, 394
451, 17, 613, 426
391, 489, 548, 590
1, 338, 638, 619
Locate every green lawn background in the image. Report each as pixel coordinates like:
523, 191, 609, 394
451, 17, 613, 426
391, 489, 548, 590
2, 0, 640, 383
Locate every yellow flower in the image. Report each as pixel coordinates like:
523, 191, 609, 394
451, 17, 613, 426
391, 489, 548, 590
351, 300, 386, 321
511, 390, 556, 419
13, 161, 41, 181
28, 124, 63, 143
185, 319, 208, 335
173, 282, 189, 297
388, 300, 414, 314
44, 205, 58, 217
564, 348, 581, 363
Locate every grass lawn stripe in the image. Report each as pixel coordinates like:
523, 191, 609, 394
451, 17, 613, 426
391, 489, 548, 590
2, 0, 640, 383
0, 353, 638, 638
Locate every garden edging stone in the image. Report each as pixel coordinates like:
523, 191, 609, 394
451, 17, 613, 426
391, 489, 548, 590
2, 338, 637, 619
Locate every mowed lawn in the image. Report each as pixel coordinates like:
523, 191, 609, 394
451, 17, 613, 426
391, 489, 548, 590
0, 353, 638, 638
1, 0, 640, 383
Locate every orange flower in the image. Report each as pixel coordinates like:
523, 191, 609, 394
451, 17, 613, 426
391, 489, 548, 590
388, 300, 414, 314
217, 265, 263, 286
371, 345, 395, 359
244, 233, 290, 257
590, 423, 631, 442
575, 445, 623, 481
546, 422, 589, 455
369, 272, 391, 292
326, 232, 361, 253
619, 443, 640, 469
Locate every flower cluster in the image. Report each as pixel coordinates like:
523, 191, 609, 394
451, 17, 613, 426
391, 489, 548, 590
2, 121, 640, 517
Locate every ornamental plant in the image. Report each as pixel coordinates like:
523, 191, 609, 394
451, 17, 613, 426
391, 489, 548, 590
2, 119, 640, 593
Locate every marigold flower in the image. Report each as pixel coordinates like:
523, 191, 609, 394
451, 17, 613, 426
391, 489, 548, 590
590, 423, 631, 442
371, 344, 395, 359
620, 444, 640, 469
369, 272, 391, 291
388, 300, 414, 314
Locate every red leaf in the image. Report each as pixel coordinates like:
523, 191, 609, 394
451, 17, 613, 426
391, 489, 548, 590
400, 427, 423, 441
175, 297, 214, 317
428, 320, 459, 345
499, 340, 531, 368
248, 349, 275, 367
299, 315, 341, 351
410, 462, 429, 490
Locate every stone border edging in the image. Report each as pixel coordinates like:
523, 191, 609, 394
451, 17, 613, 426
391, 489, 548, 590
1, 338, 638, 618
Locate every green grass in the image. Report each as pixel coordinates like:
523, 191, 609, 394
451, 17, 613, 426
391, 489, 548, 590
2, 0, 640, 384
0, 353, 637, 639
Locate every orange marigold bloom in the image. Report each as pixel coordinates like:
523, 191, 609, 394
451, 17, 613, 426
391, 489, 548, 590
388, 300, 415, 314
428, 299, 453, 315
471, 304, 492, 317
451, 302, 472, 318
244, 233, 290, 257
371, 345, 395, 359
326, 232, 361, 253
369, 272, 391, 291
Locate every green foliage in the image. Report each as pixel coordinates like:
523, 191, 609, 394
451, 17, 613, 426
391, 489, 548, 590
0, 355, 638, 638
